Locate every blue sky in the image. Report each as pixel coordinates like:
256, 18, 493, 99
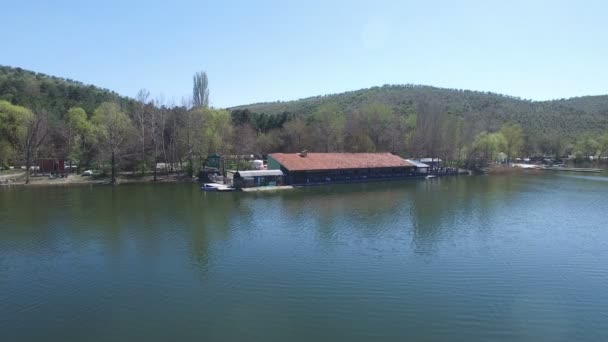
3, 0, 607, 107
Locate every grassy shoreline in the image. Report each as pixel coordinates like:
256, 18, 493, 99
0, 172, 197, 187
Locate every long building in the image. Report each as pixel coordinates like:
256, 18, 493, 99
268, 152, 417, 185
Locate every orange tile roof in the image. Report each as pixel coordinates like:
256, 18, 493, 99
269, 153, 414, 171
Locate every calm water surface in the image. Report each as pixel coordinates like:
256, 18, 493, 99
1, 174, 608, 341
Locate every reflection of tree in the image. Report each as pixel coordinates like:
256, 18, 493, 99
0, 176, 529, 277
229, 177, 525, 255
0, 184, 244, 278
275, 183, 411, 241
410, 176, 525, 254
186, 190, 240, 270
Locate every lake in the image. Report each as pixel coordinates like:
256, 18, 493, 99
1, 173, 608, 341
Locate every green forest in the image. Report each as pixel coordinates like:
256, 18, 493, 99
1, 65, 608, 183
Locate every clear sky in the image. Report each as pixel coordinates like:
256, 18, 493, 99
3, 0, 607, 107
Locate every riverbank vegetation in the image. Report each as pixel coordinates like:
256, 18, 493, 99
1, 65, 608, 184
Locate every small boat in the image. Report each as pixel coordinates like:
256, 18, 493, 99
512, 163, 541, 169
425, 175, 437, 179
202, 183, 219, 191
201, 183, 235, 192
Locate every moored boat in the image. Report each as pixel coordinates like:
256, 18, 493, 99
202, 183, 235, 192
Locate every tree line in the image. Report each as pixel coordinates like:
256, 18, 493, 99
231, 101, 608, 167
2, 67, 608, 184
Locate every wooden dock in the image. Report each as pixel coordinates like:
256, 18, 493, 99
241, 186, 294, 192
542, 167, 603, 173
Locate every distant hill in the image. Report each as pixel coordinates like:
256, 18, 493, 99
2, 64, 607, 140
231, 85, 608, 139
0, 65, 134, 118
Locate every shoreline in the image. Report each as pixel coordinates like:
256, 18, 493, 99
0, 173, 197, 187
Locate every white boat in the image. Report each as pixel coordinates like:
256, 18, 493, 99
202, 183, 235, 192
202, 184, 219, 191
512, 163, 540, 169
425, 175, 437, 179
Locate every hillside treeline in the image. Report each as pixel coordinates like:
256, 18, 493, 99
232, 84, 608, 139
2, 65, 608, 184
231, 101, 608, 166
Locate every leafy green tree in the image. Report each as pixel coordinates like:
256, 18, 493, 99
0, 100, 32, 166
597, 133, 608, 159
499, 123, 525, 162
574, 134, 599, 160
203, 109, 233, 155
0, 101, 32, 142
0, 141, 13, 167
64, 107, 95, 172
92, 102, 133, 184
470, 131, 507, 163
0, 101, 49, 183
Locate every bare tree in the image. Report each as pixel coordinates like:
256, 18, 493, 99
21, 111, 49, 184
149, 97, 168, 180
168, 106, 182, 173
282, 116, 308, 152
180, 106, 205, 177
413, 98, 443, 170
149, 101, 160, 181
344, 109, 376, 152
192, 71, 209, 109
136, 89, 150, 176
310, 103, 345, 152
233, 124, 257, 155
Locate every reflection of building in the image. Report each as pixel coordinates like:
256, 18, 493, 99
233, 170, 284, 188
268, 152, 417, 185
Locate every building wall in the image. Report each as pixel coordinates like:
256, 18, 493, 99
267, 155, 281, 171
234, 175, 282, 188
283, 166, 416, 185
39, 159, 65, 173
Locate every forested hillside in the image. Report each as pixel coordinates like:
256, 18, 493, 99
1, 65, 608, 183
0, 65, 134, 118
231, 85, 608, 139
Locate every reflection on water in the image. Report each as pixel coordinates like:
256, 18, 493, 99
558, 173, 608, 182
1, 175, 608, 341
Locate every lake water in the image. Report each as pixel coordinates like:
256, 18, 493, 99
1, 173, 608, 341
